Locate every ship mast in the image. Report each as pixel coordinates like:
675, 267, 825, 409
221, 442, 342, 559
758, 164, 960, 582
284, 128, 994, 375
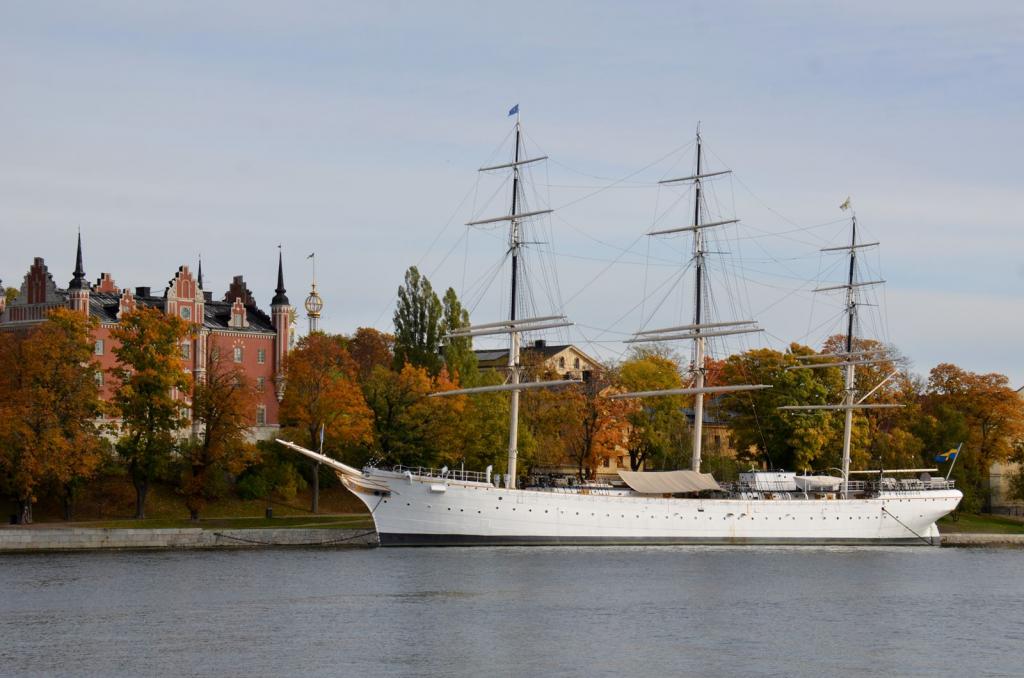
779, 202, 900, 497
507, 114, 523, 488
431, 108, 577, 490
613, 126, 771, 473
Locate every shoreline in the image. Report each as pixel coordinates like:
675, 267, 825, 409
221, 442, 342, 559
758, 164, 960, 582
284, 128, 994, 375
0, 527, 379, 552
2, 527, 1023, 552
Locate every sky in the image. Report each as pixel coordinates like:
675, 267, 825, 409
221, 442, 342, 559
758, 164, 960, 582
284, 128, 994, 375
2, 1, 1022, 384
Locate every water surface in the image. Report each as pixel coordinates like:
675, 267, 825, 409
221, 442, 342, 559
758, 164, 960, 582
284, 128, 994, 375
2, 546, 1022, 677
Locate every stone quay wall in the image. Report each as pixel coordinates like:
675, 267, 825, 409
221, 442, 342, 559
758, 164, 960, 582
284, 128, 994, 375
0, 527, 378, 552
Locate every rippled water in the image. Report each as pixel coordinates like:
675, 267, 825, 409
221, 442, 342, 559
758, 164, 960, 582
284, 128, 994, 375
2, 546, 1022, 677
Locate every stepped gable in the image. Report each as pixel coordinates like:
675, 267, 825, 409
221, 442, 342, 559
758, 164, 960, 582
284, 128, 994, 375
224, 275, 256, 308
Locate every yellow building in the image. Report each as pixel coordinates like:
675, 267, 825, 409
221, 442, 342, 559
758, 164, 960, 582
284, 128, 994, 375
474, 340, 602, 381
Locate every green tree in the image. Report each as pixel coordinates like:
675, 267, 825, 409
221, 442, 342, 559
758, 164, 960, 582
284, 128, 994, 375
111, 307, 192, 519
393, 266, 444, 374
4, 287, 16, 306
440, 287, 477, 385
183, 344, 260, 520
720, 344, 845, 472
361, 363, 468, 468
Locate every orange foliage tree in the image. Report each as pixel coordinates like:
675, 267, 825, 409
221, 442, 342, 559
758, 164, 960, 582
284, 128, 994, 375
0, 309, 105, 523
183, 345, 260, 520
280, 333, 375, 512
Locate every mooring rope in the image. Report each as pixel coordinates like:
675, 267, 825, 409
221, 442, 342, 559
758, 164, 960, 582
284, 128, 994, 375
211, 529, 378, 547
881, 506, 934, 546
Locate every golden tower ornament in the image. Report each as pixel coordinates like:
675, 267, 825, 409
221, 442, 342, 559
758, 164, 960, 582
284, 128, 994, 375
304, 252, 323, 333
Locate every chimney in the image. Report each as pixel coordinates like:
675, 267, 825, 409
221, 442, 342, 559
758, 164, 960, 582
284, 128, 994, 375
533, 339, 547, 349
136, 286, 151, 297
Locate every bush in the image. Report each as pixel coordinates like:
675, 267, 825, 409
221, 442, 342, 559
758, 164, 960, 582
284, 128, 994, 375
236, 473, 269, 500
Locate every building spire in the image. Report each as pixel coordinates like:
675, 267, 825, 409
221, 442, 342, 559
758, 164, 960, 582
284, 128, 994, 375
271, 247, 289, 306
69, 229, 87, 290
197, 254, 204, 289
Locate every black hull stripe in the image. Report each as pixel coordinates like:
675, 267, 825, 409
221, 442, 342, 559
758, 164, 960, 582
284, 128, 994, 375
378, 533, 933, 547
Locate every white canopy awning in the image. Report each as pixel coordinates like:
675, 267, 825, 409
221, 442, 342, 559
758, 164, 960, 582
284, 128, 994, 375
618, 470, 721, 494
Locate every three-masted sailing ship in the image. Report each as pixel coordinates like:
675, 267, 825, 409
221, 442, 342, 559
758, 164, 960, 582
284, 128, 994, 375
278, 117, 962, 546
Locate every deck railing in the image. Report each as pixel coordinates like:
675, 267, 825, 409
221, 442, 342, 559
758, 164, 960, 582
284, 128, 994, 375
389, 464, 491, 483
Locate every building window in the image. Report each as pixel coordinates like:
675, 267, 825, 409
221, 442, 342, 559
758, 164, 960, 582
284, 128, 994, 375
233, 346, 243, 363
181, 342, 190, 360
603, 458, 610, 468
574, 357, 580, 369
558, 357, 565, 369
94, 371, 103, 387
94, 339, 104, 355
180, 307, 191, 320
257, 348, 266, 364
256, 376, 265, 392
256, 405, 266, 426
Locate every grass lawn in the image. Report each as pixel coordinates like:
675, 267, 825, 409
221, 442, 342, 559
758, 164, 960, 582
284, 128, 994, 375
10, 475, 372, 528
938, 513, 1024, 534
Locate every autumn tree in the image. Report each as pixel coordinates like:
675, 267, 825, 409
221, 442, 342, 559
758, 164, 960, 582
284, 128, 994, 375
618, 348, 689, 472
183, 344, 259, 521
393, 266, 444, 374
4, 286, 17, 306
567, 377, 634, 481
111, 307, 192, 519
919, 363, 1024, 511
348, 327, 394, 381
280, 333, 375, 512
0, 309, 104, 523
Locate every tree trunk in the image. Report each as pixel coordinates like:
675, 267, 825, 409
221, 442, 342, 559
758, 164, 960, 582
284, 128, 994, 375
62, 486, 74, 522
189, 463, 204, 522
311, 461, 320, 514
134, 477, 149, 520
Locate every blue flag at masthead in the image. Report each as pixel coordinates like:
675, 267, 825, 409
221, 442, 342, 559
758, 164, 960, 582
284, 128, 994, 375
508, 104, 519, 117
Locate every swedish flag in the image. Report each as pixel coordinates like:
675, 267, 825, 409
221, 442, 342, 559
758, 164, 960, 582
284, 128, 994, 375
934, 448, 958, 463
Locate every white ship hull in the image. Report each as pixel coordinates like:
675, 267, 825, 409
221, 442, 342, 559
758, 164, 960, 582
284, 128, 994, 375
345, 468, 961, 546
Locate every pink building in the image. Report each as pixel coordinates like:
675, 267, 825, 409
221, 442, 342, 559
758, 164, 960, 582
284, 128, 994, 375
0, 235, 292, 437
